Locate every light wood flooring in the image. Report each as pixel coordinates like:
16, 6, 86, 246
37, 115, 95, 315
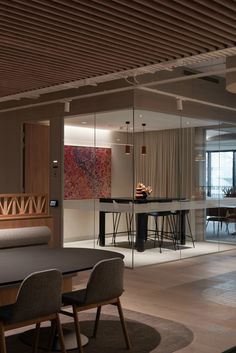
76, 248, 236, 353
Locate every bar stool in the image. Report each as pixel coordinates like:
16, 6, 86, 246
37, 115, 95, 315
148, 211, 177, 252
173, 210, 195, 247
125, 211, 134, 245
100, 201, 134, 246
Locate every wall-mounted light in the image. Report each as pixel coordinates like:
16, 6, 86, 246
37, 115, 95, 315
141, 123, 147, 155
125, 121, 130, 154
176, 98, 183, 111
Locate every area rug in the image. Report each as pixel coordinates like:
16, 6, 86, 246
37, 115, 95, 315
6, 307, 193, 353
222, 348, 236, 353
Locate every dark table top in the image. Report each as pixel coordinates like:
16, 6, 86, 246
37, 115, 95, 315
0, 247, 124, 287
100, 197, 187, 204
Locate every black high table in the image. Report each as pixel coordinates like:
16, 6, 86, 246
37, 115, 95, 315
0, 247, 124, 350
99, 197, 187, 252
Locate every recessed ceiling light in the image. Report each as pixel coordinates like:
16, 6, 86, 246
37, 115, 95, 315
81, 121, 87, 124
186, 121, 190, 125
139, 114, 143, 118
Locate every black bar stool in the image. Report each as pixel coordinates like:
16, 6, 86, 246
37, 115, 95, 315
148, 211, 177, 252
173, 210, 195, 247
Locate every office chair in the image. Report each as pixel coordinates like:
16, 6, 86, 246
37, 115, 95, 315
0, 269, 67, 353
60, 258, 131, 353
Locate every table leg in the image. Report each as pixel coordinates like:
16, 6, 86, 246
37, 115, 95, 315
179, 210, 186, 245
99, 211, 105, 246
135, 213, 147, 252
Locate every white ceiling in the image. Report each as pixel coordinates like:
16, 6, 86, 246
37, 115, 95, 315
65, 108, 219, 132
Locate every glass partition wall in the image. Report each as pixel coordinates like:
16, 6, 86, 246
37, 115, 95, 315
63, 91, 236, 268
63, 108, 136, 267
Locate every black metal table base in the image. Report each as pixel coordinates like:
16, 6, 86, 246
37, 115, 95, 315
20, 325, 89, 351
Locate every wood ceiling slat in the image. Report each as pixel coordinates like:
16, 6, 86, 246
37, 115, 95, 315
60, 0, 208, 53
1, 47, 135, 76
0, 17, 190, 63
0, 1, 196, 58
193, 0, 236, 21
171, 0, 236, 37
131, 0, 235, 43
112, 0, 233, 46
0, 26, 170, 64
0, 0, 236, 99
50, 0, 229, 48
2, 0, 223, 55
91, 0, 219, 51
214, 0, 236, 12
0, 24, 183, 64
2, 47, 135, 75
155, 0, 236, 33
0, 55, 105, 79
0, 33, 150, 70
0, 46, 123, 75
0, 9, 188, 60
70, 0, 235, 43
0, 18, 174, 62
0, 31, 167, 68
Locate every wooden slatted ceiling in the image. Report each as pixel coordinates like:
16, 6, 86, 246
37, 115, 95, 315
0, 0, 235, 98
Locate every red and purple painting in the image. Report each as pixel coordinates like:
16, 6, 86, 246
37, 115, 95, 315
64, 145, 111, 199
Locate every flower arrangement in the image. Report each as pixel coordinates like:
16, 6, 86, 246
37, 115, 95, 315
135, 182, 152, 199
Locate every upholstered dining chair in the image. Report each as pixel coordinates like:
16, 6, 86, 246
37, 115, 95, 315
206, 207, 229, 234
0, 269, 67, 353
60, 257, 131, 353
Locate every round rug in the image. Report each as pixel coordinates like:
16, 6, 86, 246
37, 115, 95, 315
7, 309, 194, 353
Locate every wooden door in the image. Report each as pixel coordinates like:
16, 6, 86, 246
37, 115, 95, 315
24, 122, 50, 195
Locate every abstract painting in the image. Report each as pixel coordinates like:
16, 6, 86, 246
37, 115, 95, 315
64, 145, 111, 199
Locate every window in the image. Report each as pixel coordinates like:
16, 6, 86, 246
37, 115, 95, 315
206, 151, 236, 197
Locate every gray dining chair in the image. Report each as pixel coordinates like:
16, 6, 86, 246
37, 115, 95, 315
60, 257, 131, 353
0, 269, 67, 353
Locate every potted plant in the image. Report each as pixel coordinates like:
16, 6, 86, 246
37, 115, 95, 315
222, 186, 236, 197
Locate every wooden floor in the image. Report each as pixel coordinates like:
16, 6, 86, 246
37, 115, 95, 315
118, 248, 236, 353
74, 248, 236, 352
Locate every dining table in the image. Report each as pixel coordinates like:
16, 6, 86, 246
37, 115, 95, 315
0, 246, 124, 350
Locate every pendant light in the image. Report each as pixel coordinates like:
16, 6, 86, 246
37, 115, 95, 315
141, 123, 146, 155
125, 121, 130, 154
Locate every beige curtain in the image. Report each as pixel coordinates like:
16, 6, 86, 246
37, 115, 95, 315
134, 127, 196, 199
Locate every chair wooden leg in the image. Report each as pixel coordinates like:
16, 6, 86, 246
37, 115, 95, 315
0, 322, 7, 353
55, 313, 67, 353
93, 305, 101, 337
32, 322, 41, 353
72, 305, 83, 353
47, 319, 57, 352
116, 298, 131, 350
